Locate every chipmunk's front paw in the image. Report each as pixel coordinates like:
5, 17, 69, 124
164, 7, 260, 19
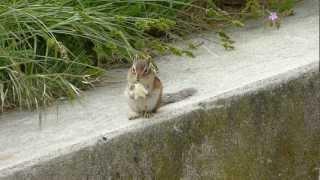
128, 111, 140, 120
143, 112, 153, 118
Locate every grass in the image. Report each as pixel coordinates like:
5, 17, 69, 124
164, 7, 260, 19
0, 0, 297, 111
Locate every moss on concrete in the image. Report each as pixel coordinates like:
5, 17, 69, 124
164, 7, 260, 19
6, 72, 319, 180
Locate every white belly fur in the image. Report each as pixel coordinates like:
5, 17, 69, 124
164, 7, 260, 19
127, 88, 161, 113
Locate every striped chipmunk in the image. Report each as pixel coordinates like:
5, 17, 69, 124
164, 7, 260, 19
125, 56, 196, 120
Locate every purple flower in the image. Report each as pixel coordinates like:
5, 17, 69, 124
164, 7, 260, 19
268, 12, 278, 22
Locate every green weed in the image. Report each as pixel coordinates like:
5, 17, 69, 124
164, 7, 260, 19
0, 0, 299, 111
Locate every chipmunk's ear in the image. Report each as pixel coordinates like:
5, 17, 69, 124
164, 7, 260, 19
147, 59, 158, 74
143, 61, 151, 74
133, 54, 140, 62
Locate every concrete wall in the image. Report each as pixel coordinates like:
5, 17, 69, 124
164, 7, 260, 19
4, 70, 319, 180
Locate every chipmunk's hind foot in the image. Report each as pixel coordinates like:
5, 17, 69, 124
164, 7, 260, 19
143, 111, 154, 118
128, 111, 141, 120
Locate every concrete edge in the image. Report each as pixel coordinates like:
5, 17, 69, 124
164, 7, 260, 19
1, 61, 319, 178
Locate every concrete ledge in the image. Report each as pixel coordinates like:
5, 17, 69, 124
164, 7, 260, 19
3, 64, 319, 180
0, 0, 319, 179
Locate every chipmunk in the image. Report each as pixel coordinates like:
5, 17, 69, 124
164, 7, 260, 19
125, 58, 196, 120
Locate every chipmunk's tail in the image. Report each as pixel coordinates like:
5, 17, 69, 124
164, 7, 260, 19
161, 88, 197, 106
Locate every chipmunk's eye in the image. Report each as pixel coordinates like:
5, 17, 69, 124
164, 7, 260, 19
143, 66, 149, 75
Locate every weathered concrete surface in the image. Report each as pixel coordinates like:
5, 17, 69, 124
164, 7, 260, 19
5, 70, 319, 180
0, 0, 319, 179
